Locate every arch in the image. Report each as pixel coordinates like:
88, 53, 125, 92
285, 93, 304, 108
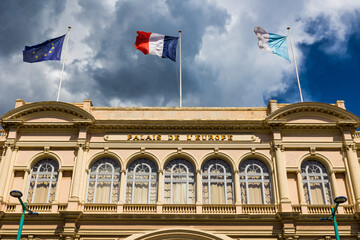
237, 152, 273, 172
200, 152, 235, 171
87, 151, 123, 171
27, 152, 62, 170
0, 101, 95, 122
266, 102, 359, 123
162, 151, 198, 170
297, 153, 334, 172
124, 228, 234, 240
125, 151, 161, 170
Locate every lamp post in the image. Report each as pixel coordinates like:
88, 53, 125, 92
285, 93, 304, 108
321, 196, 347, 240
10, 190, 38, 240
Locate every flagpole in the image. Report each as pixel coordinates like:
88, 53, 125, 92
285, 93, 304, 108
287, 27, 303, 102
178, 30, 182, 107
56, 26, 71, 102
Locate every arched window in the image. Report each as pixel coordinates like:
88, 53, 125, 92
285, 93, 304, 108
26, 158, 59, 203
164, 158, 195, 204
202, 159, 233, 204
86, 157, 120, 203
126, 158, 158, 204
239, 159, 273, 204
301, 160, 333, 205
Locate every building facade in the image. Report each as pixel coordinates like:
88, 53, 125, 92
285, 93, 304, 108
0, 99, 359, 240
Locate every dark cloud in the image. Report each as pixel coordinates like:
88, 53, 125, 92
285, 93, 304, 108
64, 0, 230, 107
1, 0, 360, 121
0, 1, 66, 57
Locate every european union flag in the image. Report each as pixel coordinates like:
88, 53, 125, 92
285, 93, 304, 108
23, 35, 66, 63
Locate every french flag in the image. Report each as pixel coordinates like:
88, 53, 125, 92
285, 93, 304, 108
135, 31, 179, 62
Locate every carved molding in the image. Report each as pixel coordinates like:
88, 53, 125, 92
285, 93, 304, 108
310, 147, 316, 156
43, 146, 50, 154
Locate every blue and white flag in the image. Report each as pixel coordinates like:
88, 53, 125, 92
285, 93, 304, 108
254, 26, 289, 61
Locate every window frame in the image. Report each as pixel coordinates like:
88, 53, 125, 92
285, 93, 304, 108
125, 158, 158, 204
239, 159, 273, 204
301, 160, 333, 205
26, 158, 59, 203
86, 157, 121, 204
201, 159, 234, 204
163, 158, 196, 204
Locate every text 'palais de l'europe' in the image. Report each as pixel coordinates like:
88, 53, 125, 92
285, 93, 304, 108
127, 134, 233, 141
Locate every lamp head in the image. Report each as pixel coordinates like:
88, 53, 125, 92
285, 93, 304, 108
334, 196, 347, 204
10, 190, 23, 198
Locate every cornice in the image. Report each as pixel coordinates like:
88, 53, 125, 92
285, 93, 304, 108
90, 120, 269, 131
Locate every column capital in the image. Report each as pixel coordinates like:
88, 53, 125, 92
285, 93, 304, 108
345, 143, 357, 152
272, 143, 285, 152
4, 142, 15, 149
75, 143, 87, 151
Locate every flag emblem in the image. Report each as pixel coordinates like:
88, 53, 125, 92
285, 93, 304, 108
135, 31, 179, 62
23, 35, 66, 63
254, 26, 289, 61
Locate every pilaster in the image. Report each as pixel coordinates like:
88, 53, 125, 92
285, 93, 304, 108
157, 169, 164, 213
271, 125, 292, 212
0, 141, 15, 201
344, 143, 360, 209
70, 143, 85, 200
234, 170, 242, 213
196, 169, 202, 213
296, 170, 307, 213
119, 169, 127, 204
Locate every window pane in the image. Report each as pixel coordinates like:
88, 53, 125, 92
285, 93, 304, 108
202, 159, 233, 204
239, 159, 273, 204
164, 159, 195, 204
86, 158, 121, 203
301, 160, 333, 205
126, 158, 158, 204
26, 158, 59, 203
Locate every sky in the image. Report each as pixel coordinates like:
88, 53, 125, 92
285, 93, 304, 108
0, 0, 360, 120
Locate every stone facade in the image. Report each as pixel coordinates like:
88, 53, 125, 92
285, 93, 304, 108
0, 99, 359, 240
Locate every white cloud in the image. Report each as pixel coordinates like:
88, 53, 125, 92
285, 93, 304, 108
0, 0, 359, 116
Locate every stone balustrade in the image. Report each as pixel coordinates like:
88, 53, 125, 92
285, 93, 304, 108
162, 204, 196, 214
202, 204, 236, 214
2, 203, 356, 216
123, 204, 157, 213
242, 204, 277, 214
27, 203, 52, 212
84, 204, 117, 213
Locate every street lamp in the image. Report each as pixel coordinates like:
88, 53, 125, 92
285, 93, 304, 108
10, 190, 38, 240
321, 196, 347, 240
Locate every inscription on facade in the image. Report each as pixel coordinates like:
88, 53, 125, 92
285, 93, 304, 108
127, 134, 233, 141
104, 134, 257, 142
